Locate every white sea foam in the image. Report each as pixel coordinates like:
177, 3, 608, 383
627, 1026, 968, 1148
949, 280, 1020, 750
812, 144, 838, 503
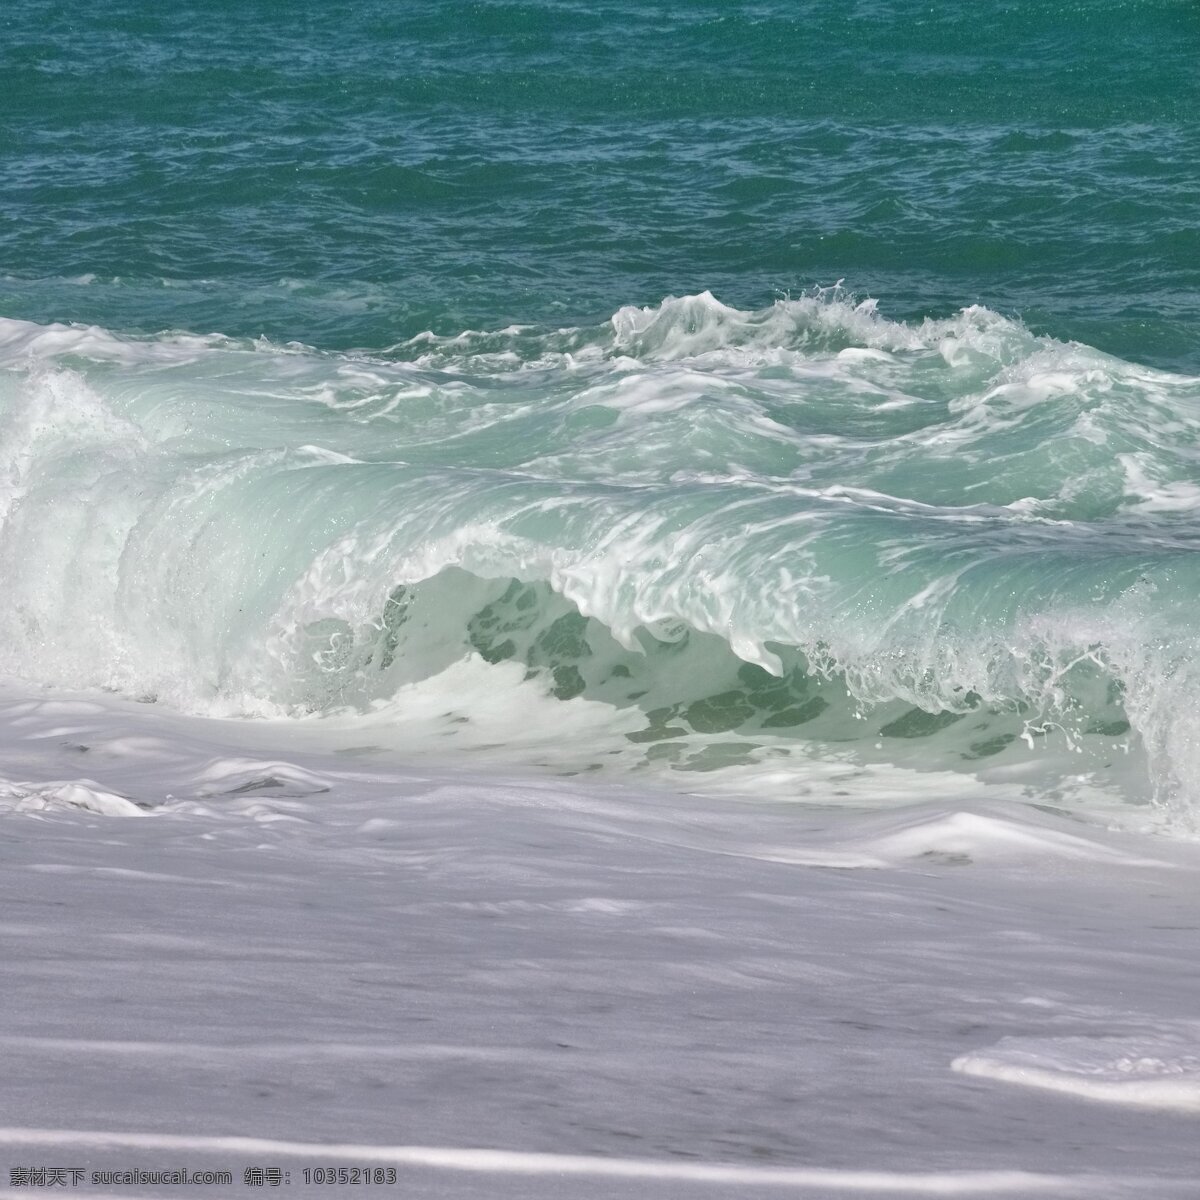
953, 1030, 1200, 1114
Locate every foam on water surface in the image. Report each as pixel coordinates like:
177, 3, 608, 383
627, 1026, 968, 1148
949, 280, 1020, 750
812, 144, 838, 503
953, 1031, 1200, 1115
1, 680, 1198, 1195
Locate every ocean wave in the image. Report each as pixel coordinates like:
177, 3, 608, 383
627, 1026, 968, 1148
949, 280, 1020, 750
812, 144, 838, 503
1, 295, 1197, 821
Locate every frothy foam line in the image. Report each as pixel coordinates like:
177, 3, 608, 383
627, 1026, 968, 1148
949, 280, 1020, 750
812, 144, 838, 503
953, 1030, 1200, 1115
388, 288, 1052, 370
0, 1129, 1153, 1194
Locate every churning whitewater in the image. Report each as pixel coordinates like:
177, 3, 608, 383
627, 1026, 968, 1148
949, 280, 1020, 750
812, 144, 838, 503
2, 292, 1198, 822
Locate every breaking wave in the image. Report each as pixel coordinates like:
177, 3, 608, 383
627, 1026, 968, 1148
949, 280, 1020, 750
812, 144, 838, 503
2, 292, 1198, 822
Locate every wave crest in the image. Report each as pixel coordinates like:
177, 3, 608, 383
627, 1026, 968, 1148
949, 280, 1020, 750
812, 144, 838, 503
1, 298, 1198, 820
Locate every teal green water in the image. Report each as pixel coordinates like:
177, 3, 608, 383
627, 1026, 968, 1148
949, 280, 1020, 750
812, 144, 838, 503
3, 0, 1199, 366
2, 1, 1200, 815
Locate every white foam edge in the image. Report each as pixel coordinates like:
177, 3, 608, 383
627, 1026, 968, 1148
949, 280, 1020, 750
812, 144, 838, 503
0, 1129, 1163, 1195
953, 1034, 1200, 1114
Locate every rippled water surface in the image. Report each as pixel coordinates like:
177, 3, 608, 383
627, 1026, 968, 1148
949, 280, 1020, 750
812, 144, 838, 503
3, 0, 1198, 364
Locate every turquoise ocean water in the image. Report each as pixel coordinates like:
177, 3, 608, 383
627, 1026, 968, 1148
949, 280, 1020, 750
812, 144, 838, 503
3, 1, 1200, 818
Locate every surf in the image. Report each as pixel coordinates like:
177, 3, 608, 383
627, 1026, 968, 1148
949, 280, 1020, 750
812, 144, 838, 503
1, 293, 1198, 824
